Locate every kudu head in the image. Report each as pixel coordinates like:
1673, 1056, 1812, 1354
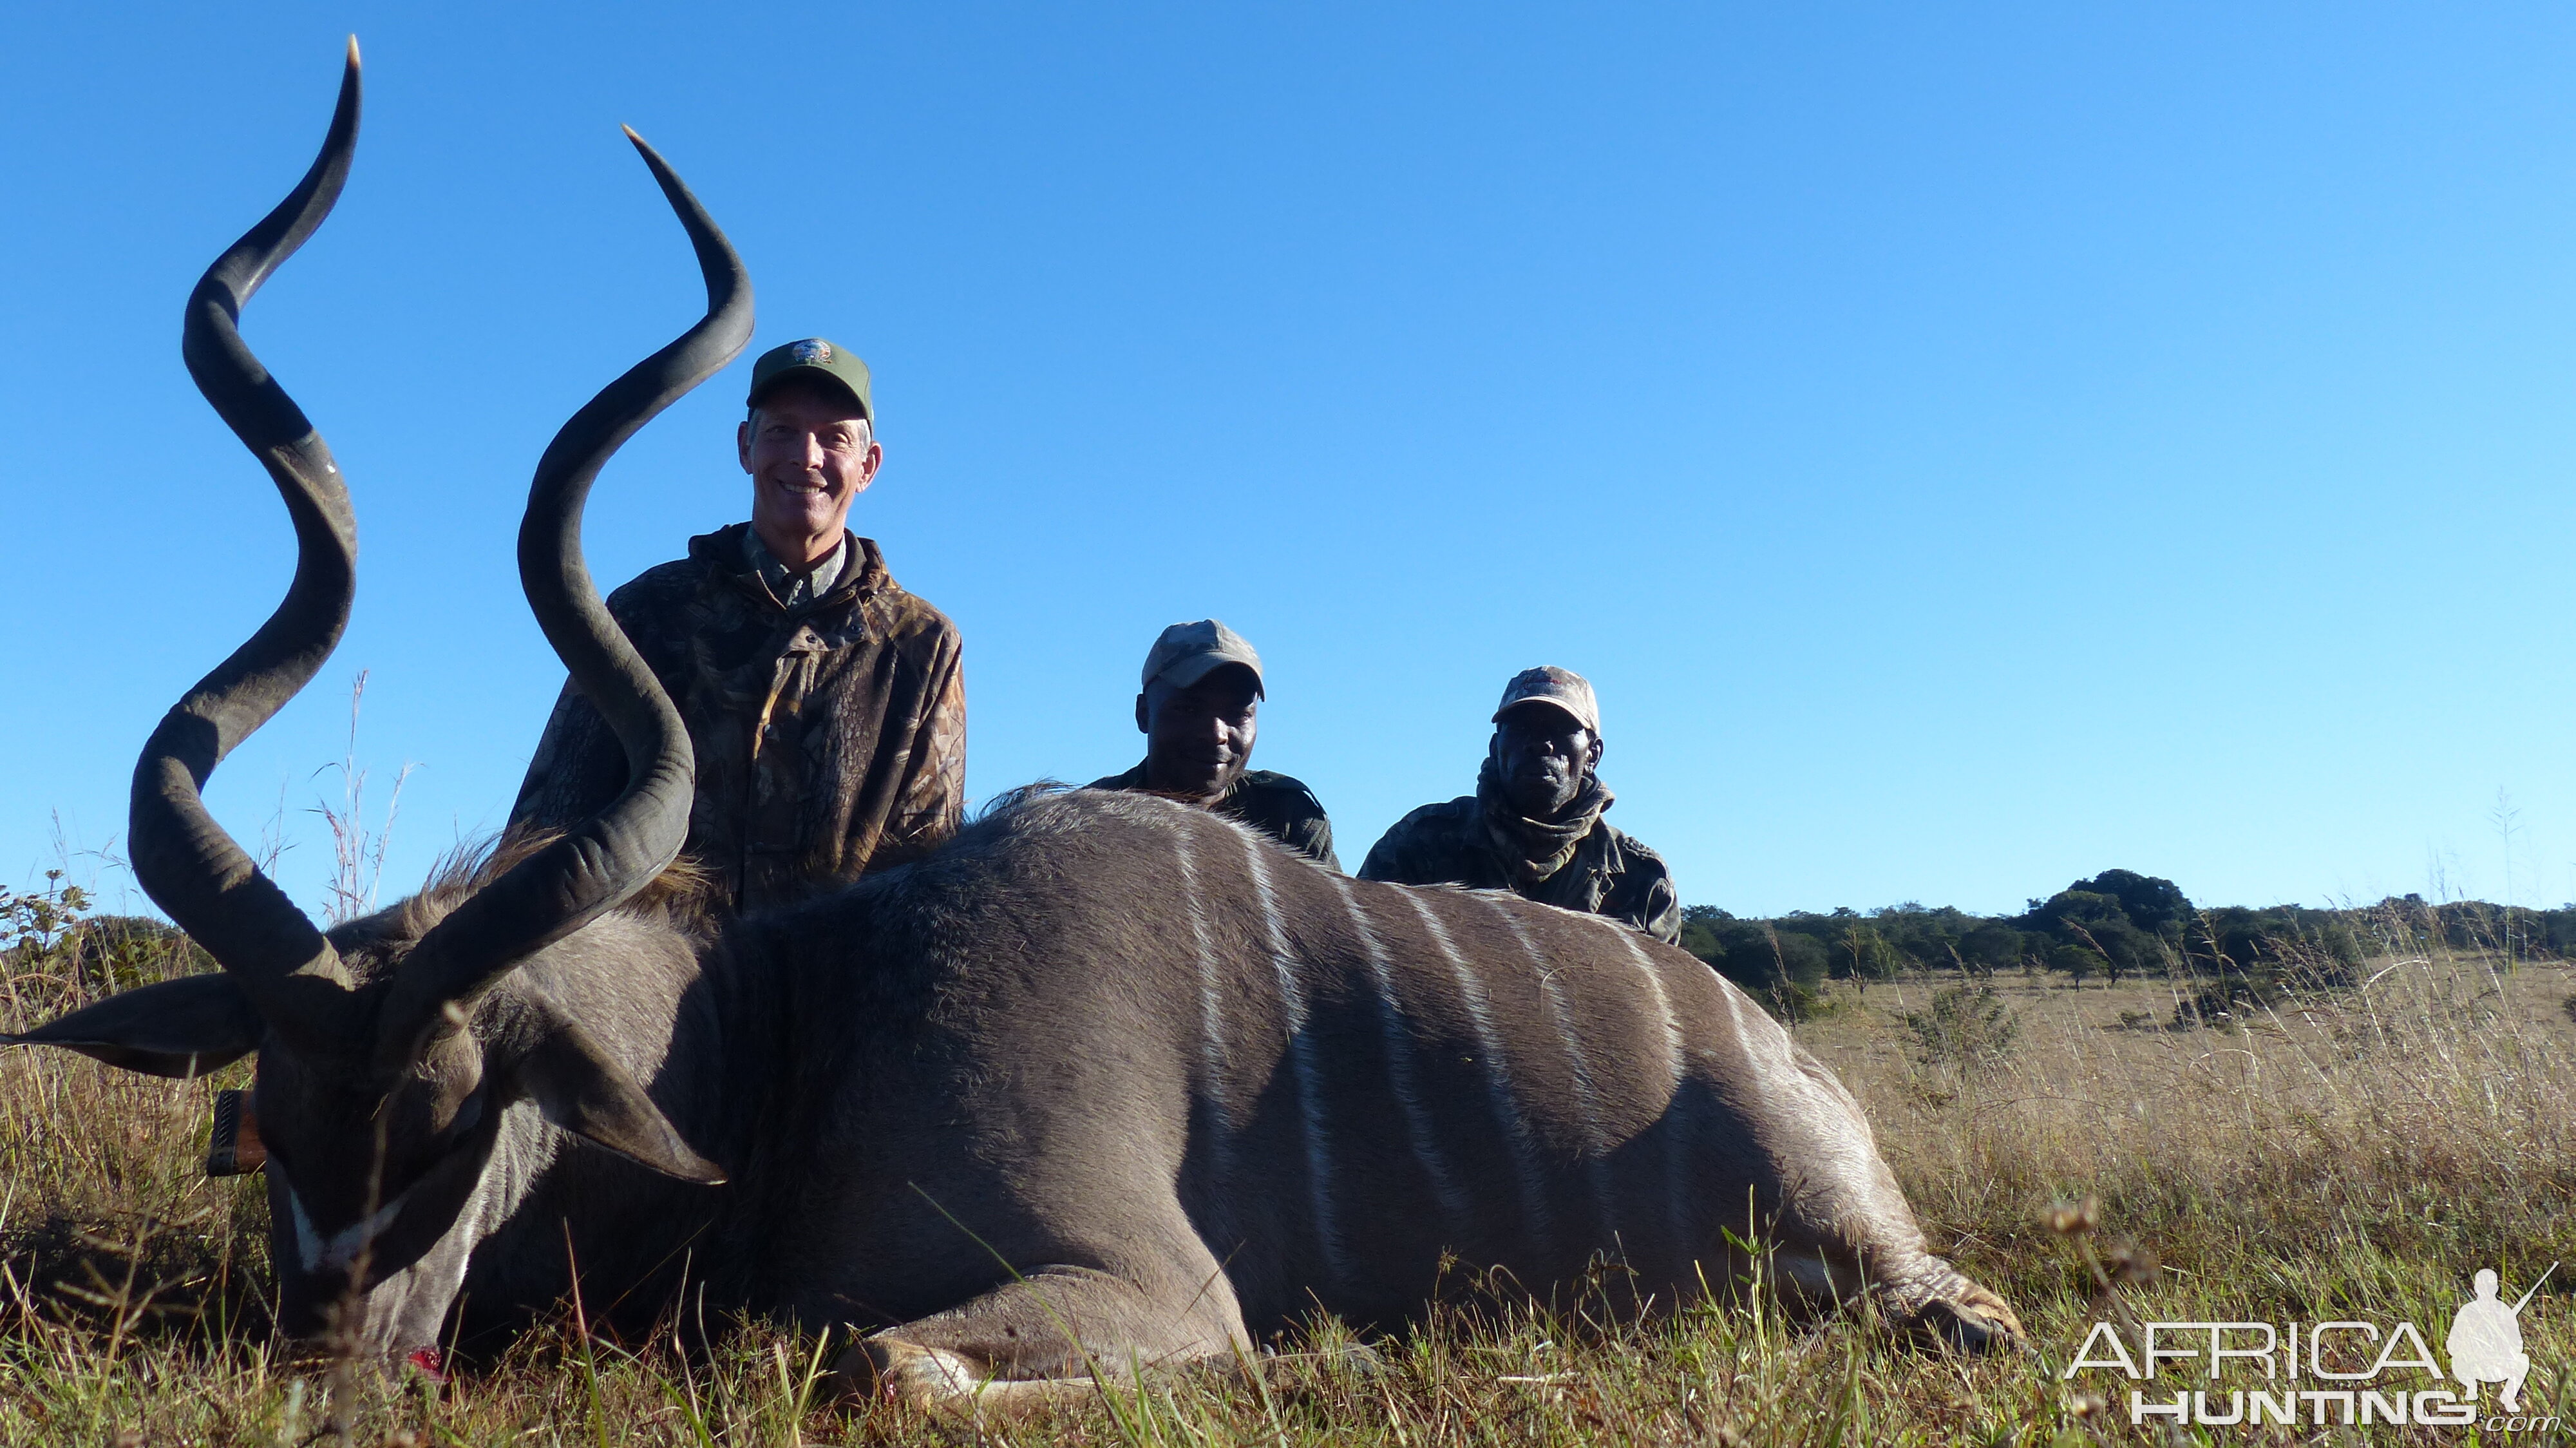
2, 42, 753, 1355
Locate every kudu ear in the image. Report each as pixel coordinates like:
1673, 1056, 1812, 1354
516, 1020, 725, 1185
1, 973, 264, 1078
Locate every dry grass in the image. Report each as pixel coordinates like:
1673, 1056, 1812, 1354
1, 898, 2568, 1445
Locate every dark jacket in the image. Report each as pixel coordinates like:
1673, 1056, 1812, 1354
1358, 791, 1680, 944
1088, 763, 1339, 870
513, 522, 966, 913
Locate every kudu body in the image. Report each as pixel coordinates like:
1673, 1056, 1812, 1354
6, 51, 2020, 1414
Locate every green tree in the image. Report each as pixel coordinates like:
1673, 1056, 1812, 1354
1678, 906, 1832, 1018
2047, 940, 2104, 986
2024, 875, 2188, 984
1960, 922, 2026, 975
2070, 869, 2192, 936
1840, 922, 1903, 993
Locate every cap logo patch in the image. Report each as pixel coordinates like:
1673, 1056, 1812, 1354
790, 339, 833, 364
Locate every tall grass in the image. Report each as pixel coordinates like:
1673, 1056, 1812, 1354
314, 671, 419, 928
0, 882, 2565, 1445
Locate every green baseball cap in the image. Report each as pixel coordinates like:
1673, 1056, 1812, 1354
746, 337, 872, 420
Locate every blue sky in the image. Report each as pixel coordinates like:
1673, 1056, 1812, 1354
6, 4, 2575, 920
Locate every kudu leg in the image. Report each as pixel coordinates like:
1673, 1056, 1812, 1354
1653, 957, 2024, 1353
833, 1259, 1251, 1418
1754, 1223, 2022, 1353
1759, 1054, 2026, 1352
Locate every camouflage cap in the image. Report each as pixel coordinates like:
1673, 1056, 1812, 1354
746, 337, 872, 420
1141, 619, 1265, 698
1493, 665, 1600, 734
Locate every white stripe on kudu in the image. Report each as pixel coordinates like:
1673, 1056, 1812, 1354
1329, 875, 1472, 1232
1492, 903, 1617, 1247
1604, 925, 1687, 1092
287, 1185, 407, 1274
1238, 828, 1347, 1286
1402, 891, 1553, 1250
1703, 961, 1772, 1121
1605, 920, 1694, 1258
1168, 823, 1236, 1154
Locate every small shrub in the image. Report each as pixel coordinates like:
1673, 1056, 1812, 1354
2117, 1009, 2154, 1031
1768, 979, 1842, 1023
1893, 984, 2020, 1066
0, 872, 90, 959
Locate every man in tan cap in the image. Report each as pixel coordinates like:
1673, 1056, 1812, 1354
1089, 620, 1338, 866
1359, 666, 1677, 942
511, 337, 966, 911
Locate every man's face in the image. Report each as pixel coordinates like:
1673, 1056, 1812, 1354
1138, 665, 1260, 801
1491, 703, 1602, 818
737, 378, 881, 556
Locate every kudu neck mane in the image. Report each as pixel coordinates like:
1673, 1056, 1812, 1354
339, 826, 726, 967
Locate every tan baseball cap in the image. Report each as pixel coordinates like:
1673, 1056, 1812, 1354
1141, 619, 1265, 698
1493, 665, 1600, 733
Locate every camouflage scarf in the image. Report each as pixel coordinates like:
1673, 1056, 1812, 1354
1477, 757, 1612, 888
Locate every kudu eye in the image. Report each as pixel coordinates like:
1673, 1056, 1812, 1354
442, 1090, 486, 1143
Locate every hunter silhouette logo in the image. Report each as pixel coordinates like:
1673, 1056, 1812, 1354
2450, 1264, 2552, 1413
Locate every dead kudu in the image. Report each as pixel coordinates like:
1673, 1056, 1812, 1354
5, 51, 2022, 1416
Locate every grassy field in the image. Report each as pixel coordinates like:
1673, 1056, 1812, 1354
1, 888, 2568, 1445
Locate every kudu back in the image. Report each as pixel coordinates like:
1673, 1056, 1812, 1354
5, 49, 2020, 1415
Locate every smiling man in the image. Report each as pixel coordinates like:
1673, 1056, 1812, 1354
1089, 619, 1338, 867
1359, 666, 1678, 942
511, 338, 966, 911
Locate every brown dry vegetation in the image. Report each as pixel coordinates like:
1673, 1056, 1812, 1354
1, 881, 2568, 1446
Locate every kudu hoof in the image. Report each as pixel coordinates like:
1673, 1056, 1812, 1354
1903, 1290, 2029, 1356
831, 1335, 1096, 1421
833, 1335, 978, 1413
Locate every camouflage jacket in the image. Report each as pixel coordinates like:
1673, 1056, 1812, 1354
1357, 781, 1680, 944
1088, 763, 1340, 870
512, 522, 965, 913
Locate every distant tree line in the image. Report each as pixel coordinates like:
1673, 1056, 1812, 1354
1679, 868, 2567, 1020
